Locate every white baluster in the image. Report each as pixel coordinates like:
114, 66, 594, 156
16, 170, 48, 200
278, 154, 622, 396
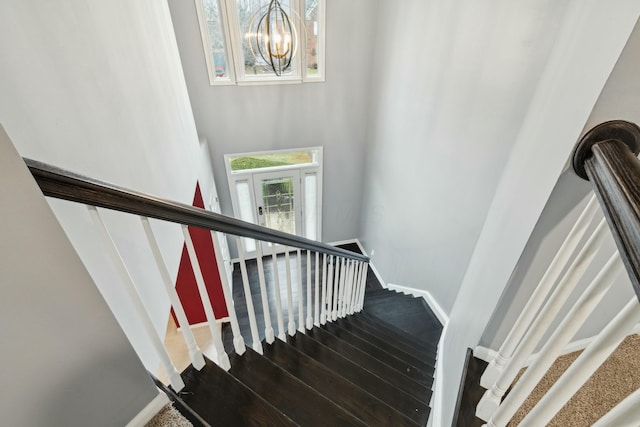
87, 206, 185, 390
337, 258, 347, 318
332, 257, 341, 321
235, 236, 263, 354
297, 249, 305, 332
349, 262, 363, 315
320, 253, 328, 324
141, 217, 205, 370
314, 251, 320, 326
487, 253, 623, 427
285, 247, 296, 335
476, 218, 609, 421
183, 226, 230, 369
357, 262, 368, 311
592, 387, 640, 427
481, 195, 600, 388
324, 256, 334, 324
517, 297, 640, 427
209, 230, 245, 355
271, 244, 286, 341
306, 250, 313, 330
342, 260, 353, 317
255, 244, 274, 344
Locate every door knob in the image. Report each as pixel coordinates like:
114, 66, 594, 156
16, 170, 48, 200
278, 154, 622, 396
258, 206, 263, 215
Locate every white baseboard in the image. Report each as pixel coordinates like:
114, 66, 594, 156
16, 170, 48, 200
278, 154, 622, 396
475, 323, 640, 366
327, 238, 359, 247
386, 283, 449, 326
126, 391, 169, 427
428, 322, 449, 427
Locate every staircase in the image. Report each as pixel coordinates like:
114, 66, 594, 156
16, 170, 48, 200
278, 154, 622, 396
176, 288, 440, 426
24, 159, 442, 427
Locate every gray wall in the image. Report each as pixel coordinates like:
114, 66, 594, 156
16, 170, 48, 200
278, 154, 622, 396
168, 0, 377, 250
358, 0, 571, 313
0, 0, 204, 371
481, 16, 640, 351
0, 126, 157, 426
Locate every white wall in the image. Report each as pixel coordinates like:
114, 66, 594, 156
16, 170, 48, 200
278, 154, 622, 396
439, 4, 640, 425
0, 1, 202, 371
481, 16, 640, 352
0, 126, 158, 426
359, 0, 571, 314
167, 0, 377, 252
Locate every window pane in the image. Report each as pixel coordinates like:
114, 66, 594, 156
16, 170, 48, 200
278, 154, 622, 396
230, 150, 315, 171
305, 0, 320, 77
235, 180, 256, 252
261, 177, 296, 235
202, 0, 231, 79
304, 173, 317, 240
235, 0, 297, 77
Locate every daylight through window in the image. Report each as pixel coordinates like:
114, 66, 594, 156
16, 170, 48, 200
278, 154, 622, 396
195, 0, 325, 85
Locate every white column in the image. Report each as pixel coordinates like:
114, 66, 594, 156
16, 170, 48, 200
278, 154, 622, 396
271, 244, 286, 341
480, 195, 599, 388
235, 236, 263, 354
297, 249, 305, 333
141, 217, 205, 370
306, 250, 313, 330
592, 387, 640, 427
88, 206, 185, 390
486, 253, 623, 427
285, 247, 296, 336
518, 297, 640, 427
183, 226, 230, 369
477, 218, 609, 421
209, 230, 245, 355
255, 244, 274, 344
320, 253, 328, 324
314, 251, 320, 326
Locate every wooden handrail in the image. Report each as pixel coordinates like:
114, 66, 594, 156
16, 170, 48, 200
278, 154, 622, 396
572, 120, 640, 300
25, 158, 369, 262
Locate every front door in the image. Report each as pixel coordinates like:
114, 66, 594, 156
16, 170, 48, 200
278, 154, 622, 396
252, 170, 302, 252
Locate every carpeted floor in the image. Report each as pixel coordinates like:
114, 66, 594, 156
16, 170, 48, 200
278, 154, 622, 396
509, 334, 640, 426
145, 403, 192, 427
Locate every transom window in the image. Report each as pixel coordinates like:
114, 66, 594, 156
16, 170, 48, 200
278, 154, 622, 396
195, 0, 326, 86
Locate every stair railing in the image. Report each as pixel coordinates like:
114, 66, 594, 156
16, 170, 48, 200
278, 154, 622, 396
26, 158, 369, 392
475, 120, 640, 426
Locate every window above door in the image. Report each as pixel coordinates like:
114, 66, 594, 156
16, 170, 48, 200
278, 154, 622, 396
194, 0, 326, 86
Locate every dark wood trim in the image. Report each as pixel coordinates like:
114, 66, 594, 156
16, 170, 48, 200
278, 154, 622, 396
24, 158, 368, 262
452, 348, 473, 427
572, 121, 640, 300
150, 373, 211, 427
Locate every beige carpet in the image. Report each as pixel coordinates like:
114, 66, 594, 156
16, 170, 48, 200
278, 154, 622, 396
508, 334, 640, 426
145, 403, 193, 427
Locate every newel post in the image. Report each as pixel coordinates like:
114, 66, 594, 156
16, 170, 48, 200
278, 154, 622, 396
572, 120, 640, 300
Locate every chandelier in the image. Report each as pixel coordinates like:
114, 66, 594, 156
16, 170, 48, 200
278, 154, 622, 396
247, 0, 300, 76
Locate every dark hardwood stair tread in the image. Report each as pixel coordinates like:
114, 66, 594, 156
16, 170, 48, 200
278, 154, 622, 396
335, 317, 436, 371
360, 306, 442, 347
322, 322, 434, 385
263, 338, 419, 427
354, 312, 438, 355
229, 348, 366, 427
179, 357, 298, 427
287, 332, 431, 425
308, 327, 433, 396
